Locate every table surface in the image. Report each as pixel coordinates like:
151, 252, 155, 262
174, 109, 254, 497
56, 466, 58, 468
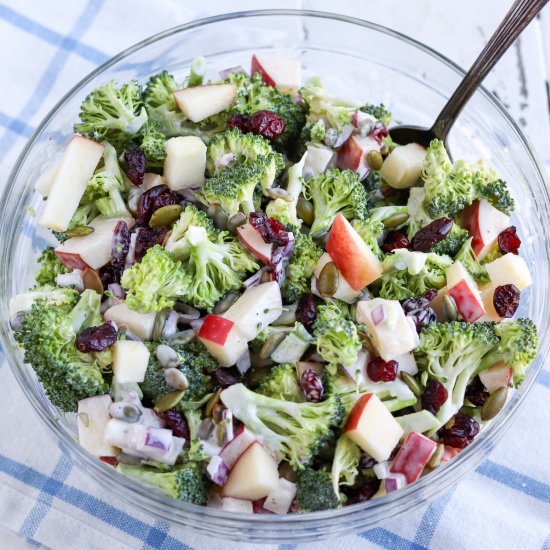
1, 1, 549, 549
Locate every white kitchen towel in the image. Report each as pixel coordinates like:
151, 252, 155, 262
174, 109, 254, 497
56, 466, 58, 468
1, 1, 549, 549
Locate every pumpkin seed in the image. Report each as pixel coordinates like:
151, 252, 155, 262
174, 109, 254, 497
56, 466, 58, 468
366, 150, 383, 170
109, 402, 142, 423
481, 386, 508, 420
154, 390, 186, 413
383, 212, 410, 229
273, 303, 298, 326
152, 310, 169, 340
66, 226, 94, 238
260, 270, 272, 284
208, 204, 228, 230
214, 292, 241, 315
267, 187, 293, 202
297, 197, 314, 225
428, 443, 445, 468
149, 204, 182, 228
166, 329, 196, 346
155, 344, 180, 369
227, 212, 247, 233
318, 261, 339, 297
82, 268, 104, 295
164, 368, 189, 391
400, 372, 422, 398
212, 403, 225, 424
205, 388, 222, 418
260, 332, 287, 359
443, 295, 459, 321
380, 144, 390, 157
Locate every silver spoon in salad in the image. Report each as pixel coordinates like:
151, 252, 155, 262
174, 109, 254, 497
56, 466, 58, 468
389, 0, 549, 150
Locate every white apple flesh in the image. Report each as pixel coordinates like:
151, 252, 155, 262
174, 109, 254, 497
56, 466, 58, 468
336, 134, 379, 179
77, 395, 118, 457
197, 314, 248, 367
112, 340, 150, 384
479, 362, 513, 393
446, 261, 485, 322
484, 253, 532, 291
163, 136, 206, 190
251, 55, 301, 96
312, 252, 361, 303
173, 83, 237, 123
237, 223, 273, 264
103, 303, 157, 340
219, 426, 258, 469
304, 145, 335, 177
142, 172, 165, 191
379, 143, 426, 189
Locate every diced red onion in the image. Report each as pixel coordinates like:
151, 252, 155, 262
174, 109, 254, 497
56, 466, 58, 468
280, 232, 295, 257
372, 304, 386, 325
219, 65, 246, 79
108, 283, 125, 300
144, 427, 173, 451
125, 232, 138, 269
207, 455, 230, 486
189, 318, 204, 332
384, 475, 406, 493
244, 267, 269, 288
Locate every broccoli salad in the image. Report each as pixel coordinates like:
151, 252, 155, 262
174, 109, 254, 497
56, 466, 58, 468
10, 54, 538, 514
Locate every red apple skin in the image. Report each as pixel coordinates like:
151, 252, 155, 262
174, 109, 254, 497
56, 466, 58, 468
198, 314, 235, 346
479, 363, 513, 393
390, 432, 437, 484
448, 280, 485, 322
237, 224, 272, 264
336, 135, 363, 171
54, 250, 90, 271
251, 55, 276, 87
326, 213, 382, 291
344, 393, 374, 432
461, 201, 483, 255
441, 446, 461, 464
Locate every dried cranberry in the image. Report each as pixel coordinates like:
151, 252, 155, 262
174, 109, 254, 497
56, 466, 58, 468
249, 212, 289, 247
367, 357, 398, 382
401, 289, 437, 332
247, 110, 286, 140
359, 455, 376, 469
465, 376, 489, 407
99, 262, 124, 286
124, 146, 146, 186
99, 456, 118, 466
211, 368, 240, 388
498, 226, 521, 255
439, 412, 479, 448
137, 185, 176, 223
161, 409, 189, 439
344, 480, 381, 504
411, 217, 453, 252
76, 322, 117, 352
493, 284, 520, 318
228, 113, 250, 133
382, 231, 409, 253
422, 379, 448, 414
134, 225, 167, 262
112, 221, 130, 266
300, 369, 324, 402
296, 294, 318, 328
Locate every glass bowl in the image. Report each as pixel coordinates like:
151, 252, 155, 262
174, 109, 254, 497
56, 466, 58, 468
1, 9, 549, 544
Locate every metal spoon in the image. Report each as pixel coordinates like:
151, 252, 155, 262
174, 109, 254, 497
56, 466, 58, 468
389, 0, 549, 149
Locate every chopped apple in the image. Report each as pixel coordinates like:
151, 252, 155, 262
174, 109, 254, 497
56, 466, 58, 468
461, 200, 509, 260
222, 441, 280, 501
340, 349, 369, 384
336, 134, 380, 179
263, 478, 297, 515
326, 213, 382, 290
221, 497, 254, 513
237, 223, 273, 264
379, 143, 426, 189
485, 253, 532, 291
222, 282, 282, 341
478, 285, 502, 322
39, 136, 104, 231
479, 362, 513, 393
54, 216, 134, 270
112, 341, 150, 384
103, 303, 156, 340
356, 298, 418, 360
395, 352, 418, 375
390, 432, 436, 483
173, 83, 237, 123
312, 252, 362, 303
163, 136, 206, 190
142, 172, 165, 191
220, 427, 258, 469
77, 395, 118, 457
396, 410, 440, 437
251, 55, 301, 96
344, 393, 404, 462
446, 261, 485, 322
304, 145, 335, 177
198, 314, 248, 367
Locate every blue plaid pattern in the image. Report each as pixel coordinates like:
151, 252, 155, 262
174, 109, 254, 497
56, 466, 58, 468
0, 2, 549, 549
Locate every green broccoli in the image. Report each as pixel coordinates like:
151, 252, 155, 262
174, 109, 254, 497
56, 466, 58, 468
454, 237, 490, 284
428, 223, 468, 257
139, 122, 166, 169
360, 103, 393, 126
331, 435, 360, 498
34, 247, 70, 286
9, 285, 79, 318
313, 303, 362, 372
117, 462, 208, 505
283, 231, 323, 303
303, 168, 368, 238
74, 80, 148, 151
363, 171, 383, 209
256, 363, 304, 402
378, 249, 452, 300
472, 171, 515, 215
121, 245, 190, 313
295, 467, 340, 512
220, 383, 343, 469
14, 289, 109, 412
406, 187, 434, 240
165, 204, 217, 249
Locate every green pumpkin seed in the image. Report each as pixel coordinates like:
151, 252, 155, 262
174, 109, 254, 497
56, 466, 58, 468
318, 261, 339, 297
208, 204, 229, 230
260, 332, 287, 359
380, 144, 390, 157
260, 270, 272, 284
267, 187, 294, 202
152, 310, 169, 340
481, 386, 508, 420
227, 212, 247, 233
214, 292, 241, 315
428, 443, 445, 468
66, 226, 94, 238
443, 295, 458, 321
400, 372, 422, 398
154, 390, 186, 413
366, 150, 383, 171
246, 365, 272, 387
212, 403, 225, 424
205, 388, 222, 417
149, 204, 183, 228
383, 212, 410, 229
297, 197, 314, 226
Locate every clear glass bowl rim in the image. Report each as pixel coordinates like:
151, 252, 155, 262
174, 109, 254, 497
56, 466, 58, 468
1, 8, 549, 541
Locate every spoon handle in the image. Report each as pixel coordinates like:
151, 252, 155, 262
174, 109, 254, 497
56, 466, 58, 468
432, 0, 549, 140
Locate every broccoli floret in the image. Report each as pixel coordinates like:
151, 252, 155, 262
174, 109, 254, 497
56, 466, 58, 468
473, 173, 515, 215
266, 152, 307, 227
283, 231, 323, 303
331, 434, 360, 498
121, 245, 190, 313
10, 285, 79, 315
199, 160, 267, 220
141, 341, 214, 406
74, 80, 147, 151
454, 237, 490, 284
165, 204, 217, 250
313, 303, 362, 372
14, 289, 109, 412
220, 383, 343, 469
378, 249, 452, 300
295, 467, 340, 512
35, 247, 70, 286
303, 168, 368, 238
139, 122, 166, 169
407, 187, 434, 240
363, 171, 383, 209
479, 319, 538, 385
117, 462, 208, 505
256, 363, 304, 402
415, 321, 499, 430
428, 223, 468, 257
360, 103, 393, 126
